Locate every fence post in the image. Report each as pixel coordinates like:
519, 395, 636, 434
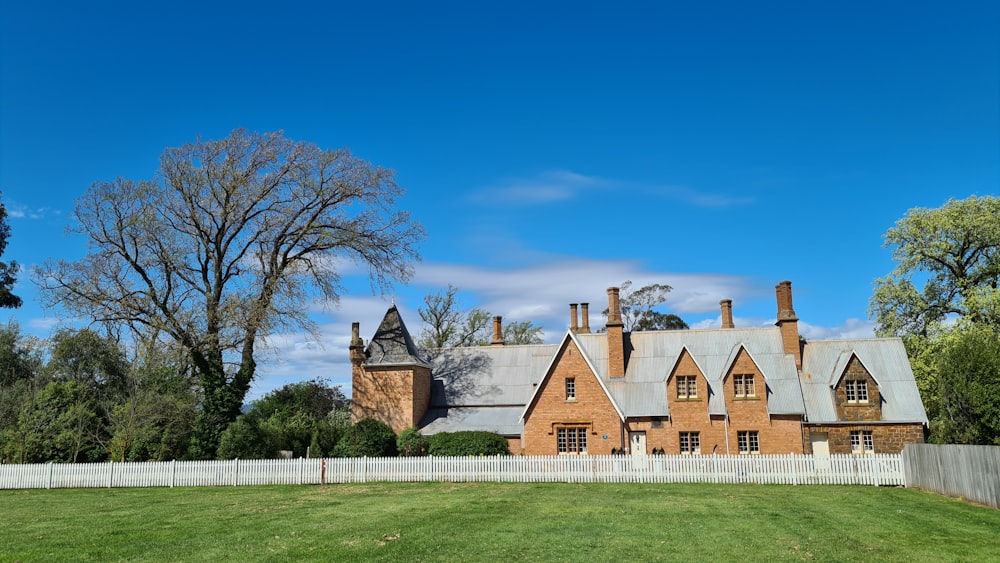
170, 460, 176, 488
47, 462, 54, 489
233, 459, 239, 487
108, 461, 114, 488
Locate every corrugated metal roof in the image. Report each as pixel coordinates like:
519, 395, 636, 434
574, 327, 804, 417
800, 338, 928, 424
418, 406, 524, 436
425, 344, 558, 407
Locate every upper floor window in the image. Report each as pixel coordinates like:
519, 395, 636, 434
676, 376, 697, 399
845, 380, 869, 403
565, 378, 576, 400
850, 430, 874, 454
737, 430, 759, 454
733, 374, 756, 398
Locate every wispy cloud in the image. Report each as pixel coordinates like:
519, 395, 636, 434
7, 205, 61, 220
469, 170, 754, 208
469, 170, 605, 205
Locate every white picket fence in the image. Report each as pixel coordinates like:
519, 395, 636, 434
0, 454, 903, 490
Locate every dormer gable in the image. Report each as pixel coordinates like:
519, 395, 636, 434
721, 343, 770, 410
666, 346, 710, 403
831, 351, 883, 421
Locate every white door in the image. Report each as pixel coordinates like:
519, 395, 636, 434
629, 432, 647, 456
810, 432, 830, 471
810, 432, 830, 456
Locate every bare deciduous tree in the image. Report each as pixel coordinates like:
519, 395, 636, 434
35, 129, 424, 458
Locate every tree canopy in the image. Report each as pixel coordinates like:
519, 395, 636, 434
417, 285, 543, 347
603, 280, 688, 331
870, 195, 1000, 337
35, 129, 424, 458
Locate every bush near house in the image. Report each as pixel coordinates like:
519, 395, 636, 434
332, 418, 397, 457
428, 431, 509, 456
397, 427, 430, 456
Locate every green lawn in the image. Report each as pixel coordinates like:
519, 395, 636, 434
1, 483, 997, 562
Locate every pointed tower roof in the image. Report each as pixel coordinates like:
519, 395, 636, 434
365, 305, 430, 368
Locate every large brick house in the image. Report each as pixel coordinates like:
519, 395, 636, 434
351, 281, 927, 456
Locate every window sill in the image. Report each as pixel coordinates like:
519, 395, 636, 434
675, 397, 702, 402
734, 396, 761, 401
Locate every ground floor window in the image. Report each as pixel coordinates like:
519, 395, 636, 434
557, 427, 588, 454
850, 430, 874, 454
737, 431, 759, 454
679, 432, 700, 454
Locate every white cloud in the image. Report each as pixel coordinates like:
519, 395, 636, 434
468, 171, 753, 208
469, 170, 606, 205
799, 318, 876, 340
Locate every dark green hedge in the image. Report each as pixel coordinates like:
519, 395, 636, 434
332, 418, 397, 457
427, 431, 510, 456
397, 427, 430, 457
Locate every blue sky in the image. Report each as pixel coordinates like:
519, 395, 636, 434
1, 1, 997, 401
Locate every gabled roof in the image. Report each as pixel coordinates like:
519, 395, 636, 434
518, 331, 626, 423
799, 338, 928, 424
364, 305, 431, 368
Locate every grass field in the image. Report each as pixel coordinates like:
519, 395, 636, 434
1, 482, 997, 562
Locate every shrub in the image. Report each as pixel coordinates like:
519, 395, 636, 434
428, 431, 509, 456
332, 418, 397, 457
397, 427, 430, 457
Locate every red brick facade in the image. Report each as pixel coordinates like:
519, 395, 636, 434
522, 340, 623, 455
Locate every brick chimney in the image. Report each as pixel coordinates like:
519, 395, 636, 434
569, 303, 579, 333
606, 287, 626, 378
349, 322, 366, 366
775, 281, 801, 370
720, 299, 735, 329
580, 302, 590, 333
491, 315, 505, 346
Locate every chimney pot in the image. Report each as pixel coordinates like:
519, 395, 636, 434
569, 303, 579, 333
581, 303, 590, 333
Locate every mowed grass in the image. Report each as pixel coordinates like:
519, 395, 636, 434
1, 482, 998, 562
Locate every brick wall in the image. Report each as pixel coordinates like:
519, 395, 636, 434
352, 364, 431, 434
522, 340, 623, 455
722, 348, 804, 454
833, 355, 882, 421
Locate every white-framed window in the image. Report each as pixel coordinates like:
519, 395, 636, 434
734, 374, 756, 398
679, 432, 700, 454
557, 427, 588, 454
737, 430, 759, 454
565, 378, 576, 400
676, 375, 697, 399
846, 380, 869, 403
850, 430, 874, 454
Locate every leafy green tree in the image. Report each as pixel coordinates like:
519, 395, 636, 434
9, 380, 102, 463
933, 326, 1000, 445
108, 342, 198, 461
870, 196, 1000, 337
0, 196, 22, 309
35, 129, 424, 459
603, 280, 688, 331
418, 285, 544, 347
218, 379, 349, 459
